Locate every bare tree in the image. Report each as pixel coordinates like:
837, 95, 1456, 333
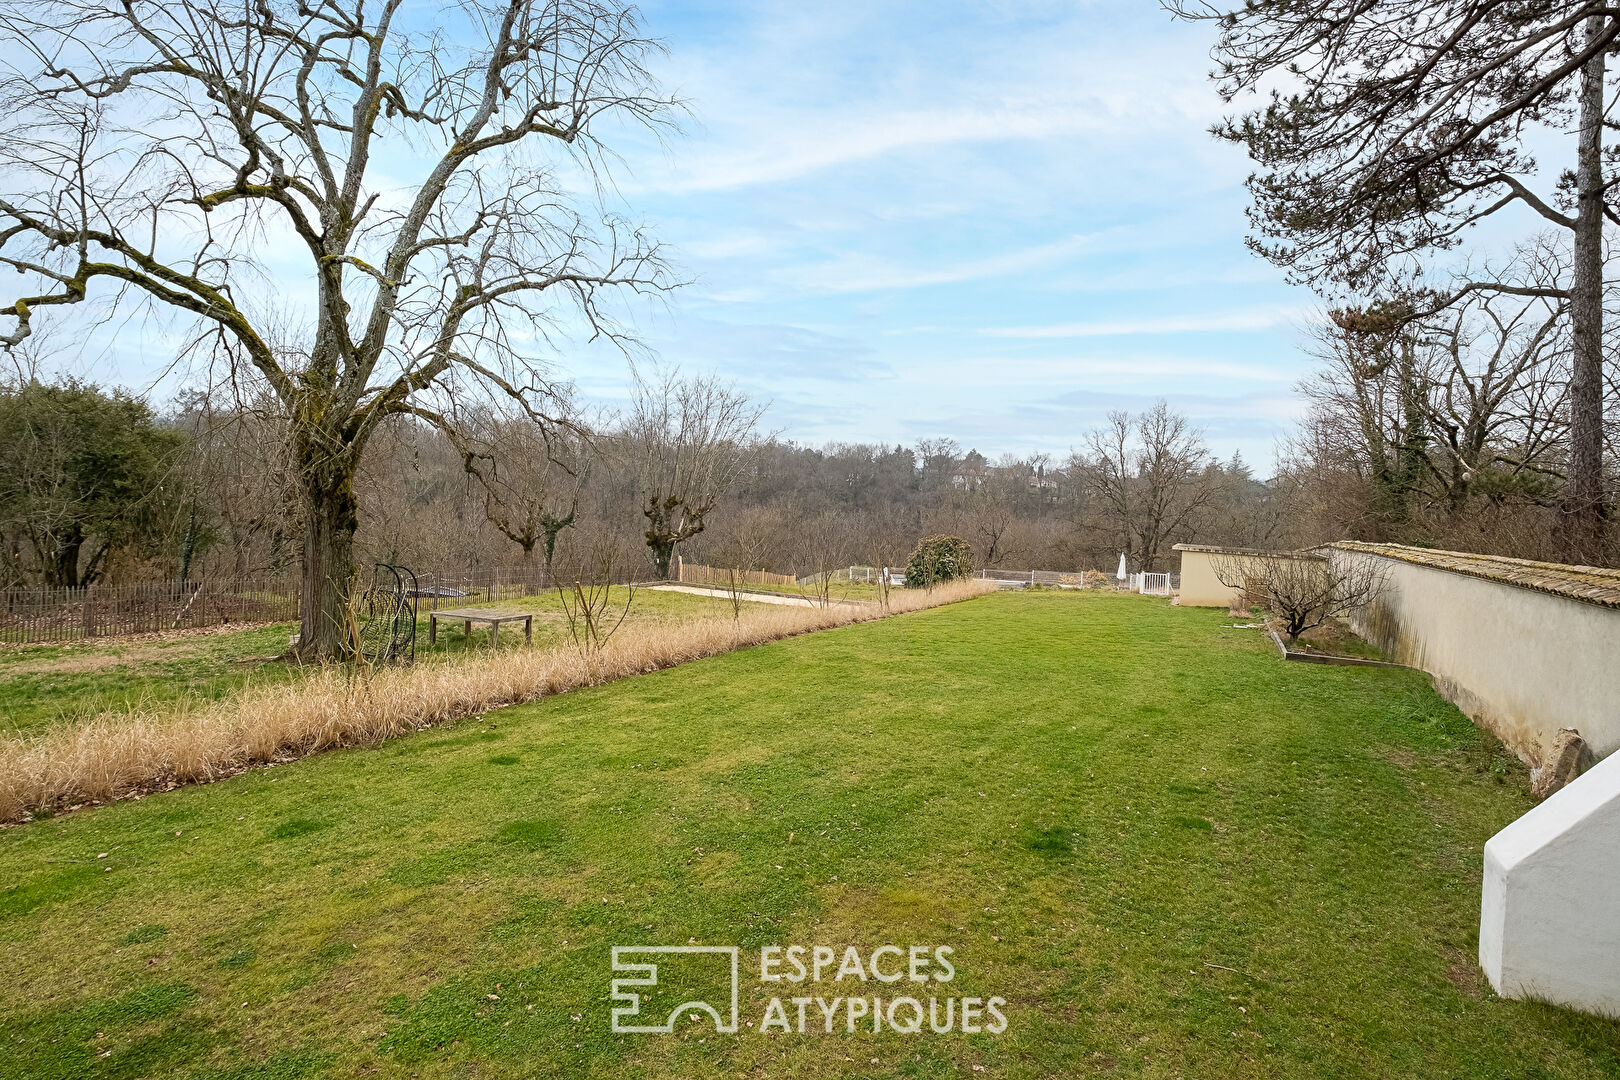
915, 437, 963, 495
943, 474, 1018, 569
1077, 401, 1213, 571
452, 396, 591, 576
713, 504, 782, 575
1135, 401, 1215, 568
1076, 410, 1135, 564
0, 0, 678, 656
720, 566, 746, 620
624, 368, 764, 578
1294, 252, 1571, 551
556, 549, 632, 655
1416, 289, 1569, 515
176, 391, 305, 578
1211, 549, 1386, 642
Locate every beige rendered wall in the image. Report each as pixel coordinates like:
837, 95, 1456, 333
1333, 549, 1620, 762
1175, 548, 1325, 608
1177, 549, 1238, 607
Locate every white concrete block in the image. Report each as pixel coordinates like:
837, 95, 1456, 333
1480, 749, 1620, 1017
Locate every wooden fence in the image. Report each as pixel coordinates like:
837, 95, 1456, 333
0, 577, 301, 644
675, 559, 797, 587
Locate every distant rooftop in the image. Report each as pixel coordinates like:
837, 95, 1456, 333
1329, 542, 1620, 610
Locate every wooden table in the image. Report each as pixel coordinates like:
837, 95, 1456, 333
428, 608, 533, 647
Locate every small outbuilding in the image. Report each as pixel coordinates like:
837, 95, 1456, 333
1174, 543, 1335, 608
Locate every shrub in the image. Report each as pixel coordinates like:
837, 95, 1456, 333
904, 535, 975, 588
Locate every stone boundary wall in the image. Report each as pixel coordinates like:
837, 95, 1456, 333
1328, 543, 1620, 764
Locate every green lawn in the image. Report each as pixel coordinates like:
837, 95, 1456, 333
0, 587, 729, 739
1, 592, 1615, 1079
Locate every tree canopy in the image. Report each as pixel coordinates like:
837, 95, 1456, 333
0, 381, 183, 587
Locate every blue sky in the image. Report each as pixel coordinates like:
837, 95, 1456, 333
571, 0, 1318, 469
36, 1, 1330, 471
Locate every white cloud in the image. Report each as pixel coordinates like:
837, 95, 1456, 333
899, 353, 1297, 387
781, 233, 1096, 294
638, 100, 1147, 194
979, 306, 1305, 339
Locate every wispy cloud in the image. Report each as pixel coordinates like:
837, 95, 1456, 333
646, 316, 884, 381
639, 101, 1139, 194
781, 234, 1096, 295
914, 354, 1297, 386
980, 307, 1304, 339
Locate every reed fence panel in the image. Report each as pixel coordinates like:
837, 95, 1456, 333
675, 560, 797, 587
0, 578, 300, 644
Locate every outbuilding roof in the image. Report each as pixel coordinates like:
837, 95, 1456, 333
1172, 543, 1324, 560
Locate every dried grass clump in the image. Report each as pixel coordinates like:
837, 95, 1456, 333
0, 580, 993, 822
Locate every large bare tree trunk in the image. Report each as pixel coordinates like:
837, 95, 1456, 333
1561, 15, 1609, 565
649, 539, 676, 580
0, 0, 677, 645
296, 464, 359, 661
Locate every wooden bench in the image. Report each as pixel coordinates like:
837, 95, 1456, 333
428, 608, 533, 647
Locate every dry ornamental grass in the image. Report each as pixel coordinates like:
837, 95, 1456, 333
0, 579, 992, 822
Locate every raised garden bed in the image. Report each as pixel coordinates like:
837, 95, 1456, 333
1267, 616, 1412, 668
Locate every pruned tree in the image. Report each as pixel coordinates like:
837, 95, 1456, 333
623, 368, 763, 578
452, 396, 591, 575
1172, 0, 1615, 562
556, 548, 632, 655
0, 0, 678, 656
1211, 549, 1387, 641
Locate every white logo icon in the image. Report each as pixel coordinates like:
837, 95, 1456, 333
610, 945, 740, 1034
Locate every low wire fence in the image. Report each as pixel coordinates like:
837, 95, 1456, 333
975, 568, 1093, 586
973, 568, 1180, 593
0, 559, 1184, 644
0, 563, 640, 645
796, 566, 906, 586
410, 565, 565, 607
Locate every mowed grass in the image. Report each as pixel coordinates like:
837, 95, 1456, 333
1, 592, 1616, 1079
0, 587, 729, 739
